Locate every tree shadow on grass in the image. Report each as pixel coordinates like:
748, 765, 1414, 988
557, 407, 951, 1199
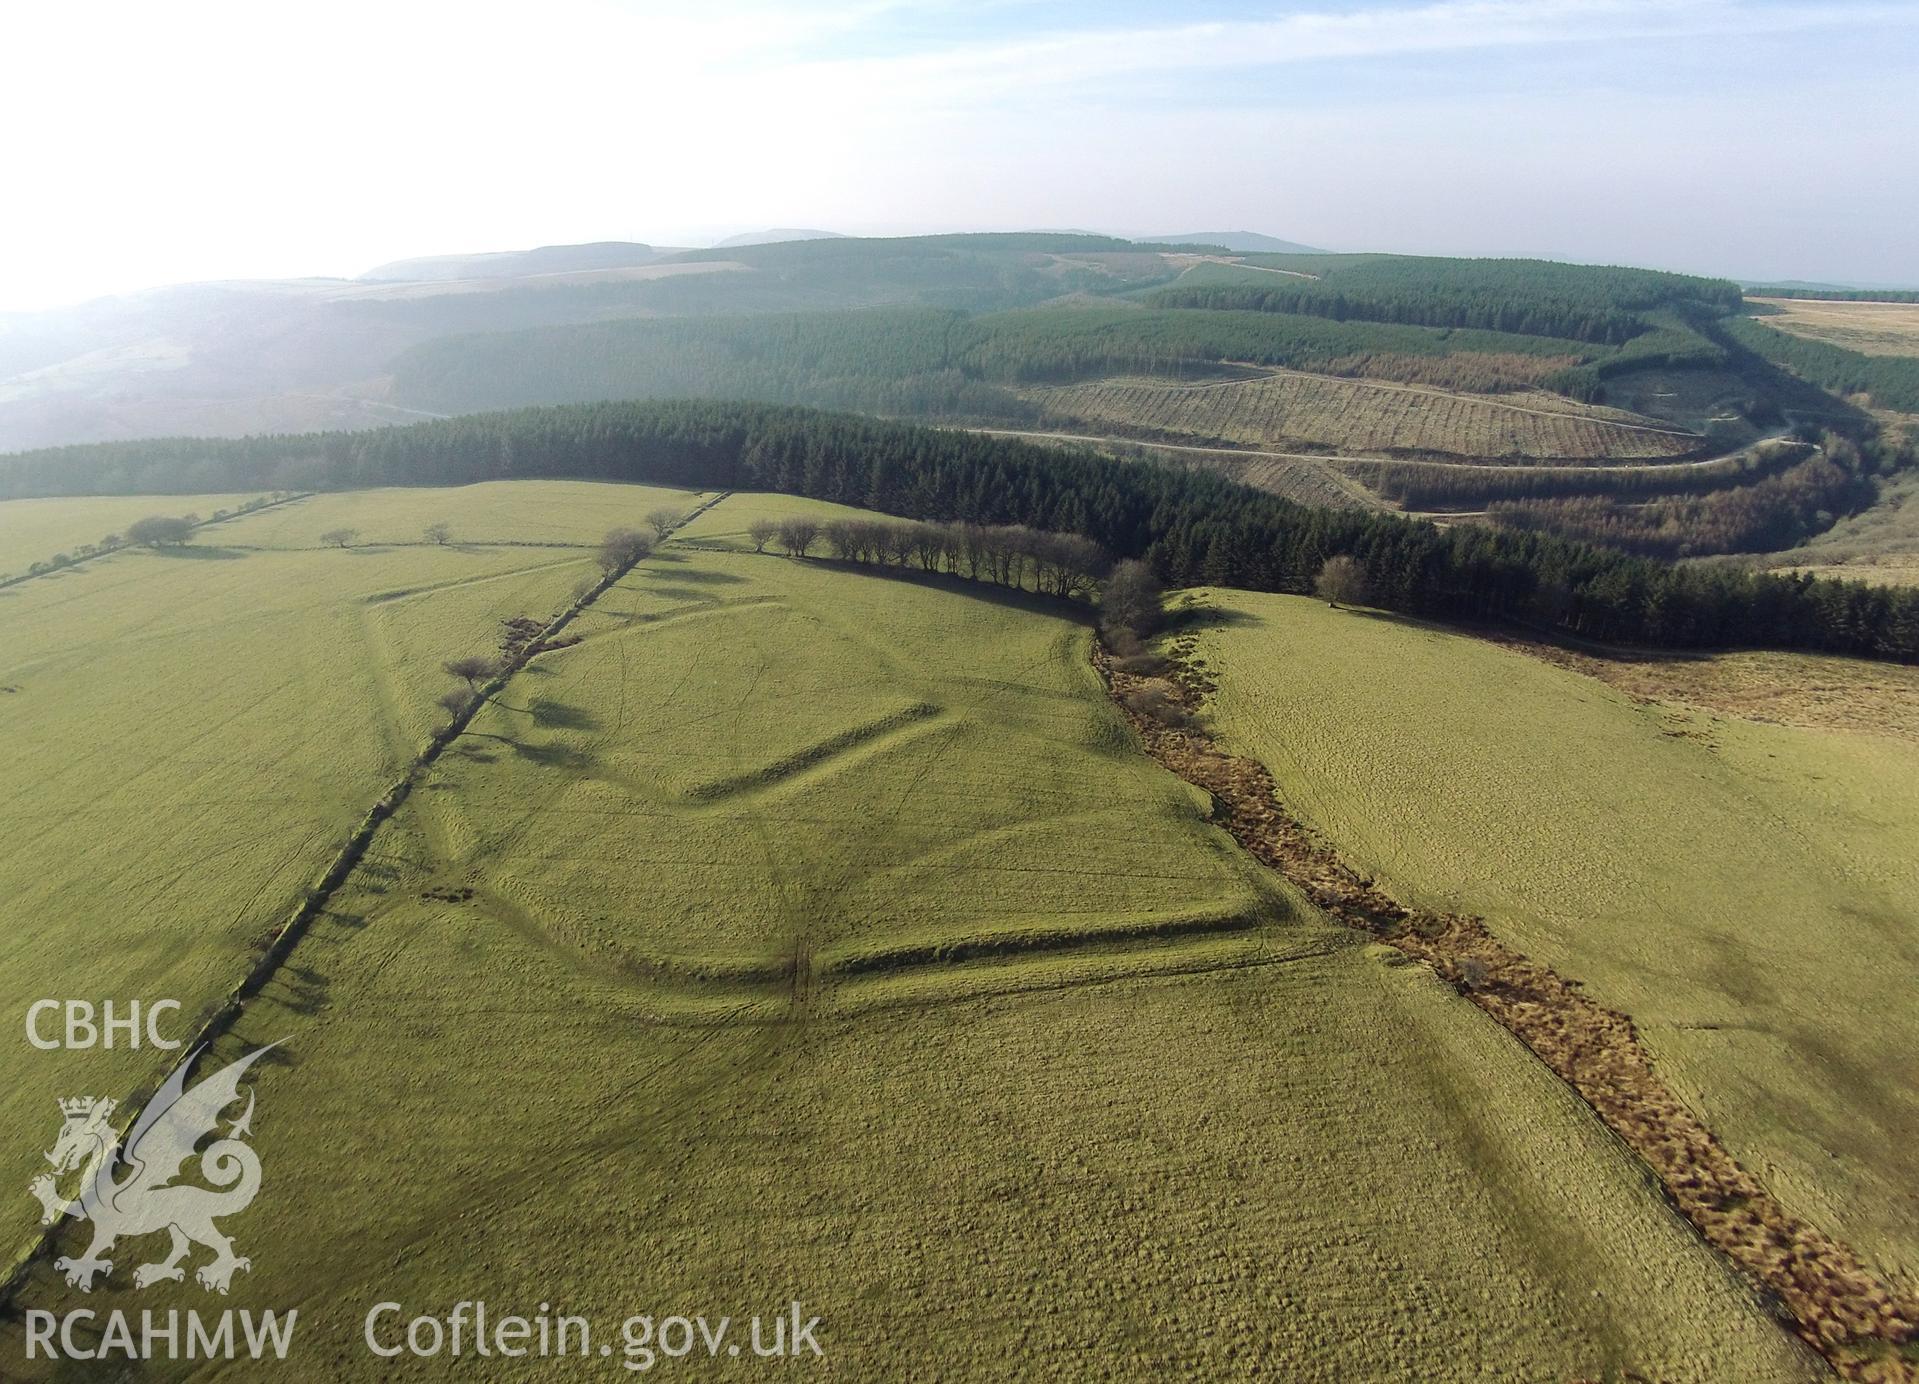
639, 564, 745, 584
272, 963, 332, 1018
529, 698, 600, 731
1343, 605, 1448, 634
508, 740, 596, 771
463, 731, 595, 771
486, 697, 601, 731
1162, 602, 1261, 634
800, 557, 1094, 621
1470, 617, 1720, 666
149, 545, 246, 561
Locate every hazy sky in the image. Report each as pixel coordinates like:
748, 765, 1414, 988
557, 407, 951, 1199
4, 0, 1915, 310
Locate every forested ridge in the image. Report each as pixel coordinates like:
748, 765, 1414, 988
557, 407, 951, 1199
1151, 256, 1743, 346
392, 307, 1038, 420
1723, 315, 1919, 413
6, 399, 1914, 661
391, 305, 1611, 416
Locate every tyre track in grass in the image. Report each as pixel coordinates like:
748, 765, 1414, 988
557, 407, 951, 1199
1097, 640, 1919, 1383
0, 495, 734, 1308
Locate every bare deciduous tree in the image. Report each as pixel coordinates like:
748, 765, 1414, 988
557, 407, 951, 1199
319, 527, 358, 549
1100, 560, 1165, 643
746, 518, 777, 553
1315, 555, 1368, 609
423, 522, 453, 546
598, 527, 653, 574
443, 654, 502, 691
437, 688, 477, 720
644, 507, 684, 541
776, 518, 821, 558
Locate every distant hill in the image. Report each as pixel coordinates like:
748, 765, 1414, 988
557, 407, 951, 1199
7, 233, 1866, 467
0, 232, 1178, 451
359, 241, 659, 282
1147, 232, 1327, 254
713, 229, 847, 249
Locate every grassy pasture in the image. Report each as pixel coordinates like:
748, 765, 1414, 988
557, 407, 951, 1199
413, 538, 1279, 980
5, 914, 1815, 1381
672, 490, 879, 549
1030, 370, 1697, 462
0, 491, 266, 578
208, 479, 717, 549
1753, 297, 1919, 359
1, 501, 1820, 1379
0, 486, 707, 1272
1511, 640, 1919, 741
1186, 590, 1919, 1287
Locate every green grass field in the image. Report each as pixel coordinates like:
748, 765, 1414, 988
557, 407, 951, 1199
0, 483, 694, 1275
0, 492, 268, 578
0, 497, 1820, 1379
673, 490, 878, 550
206, 480, 718, 549
1185, 590, 1919, 1290
408, 537, 1280, 984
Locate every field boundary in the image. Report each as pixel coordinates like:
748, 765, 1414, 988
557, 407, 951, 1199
0, 492, 312, 590
0, 492, 733, 1308
1097, 636, 1919, 1382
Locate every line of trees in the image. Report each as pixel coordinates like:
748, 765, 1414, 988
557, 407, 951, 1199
766, 515, 1107, 598
2, 399, 1914, 661
1745, 287, 1919, 304
7, 494, 286, 581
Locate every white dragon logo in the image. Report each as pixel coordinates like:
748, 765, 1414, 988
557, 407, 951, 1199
27, 1042, 278, 1294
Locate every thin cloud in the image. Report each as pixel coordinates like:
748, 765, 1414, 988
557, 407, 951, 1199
786, 0, 1916, 99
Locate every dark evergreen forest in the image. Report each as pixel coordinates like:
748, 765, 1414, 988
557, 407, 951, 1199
6, 400, 1913, 661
